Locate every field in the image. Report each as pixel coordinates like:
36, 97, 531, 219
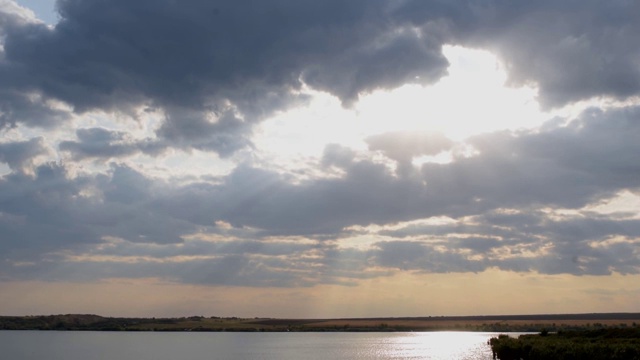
2, 313, 639, 332
296, 318, 639, 332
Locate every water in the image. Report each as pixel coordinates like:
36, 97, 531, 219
0, 331, 520, 359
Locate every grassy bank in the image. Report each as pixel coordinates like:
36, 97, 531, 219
489, 328, 640, 360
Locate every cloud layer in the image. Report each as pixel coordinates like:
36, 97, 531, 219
1, 0, 639, 291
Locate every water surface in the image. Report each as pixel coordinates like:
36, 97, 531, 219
0, 331, 520, 359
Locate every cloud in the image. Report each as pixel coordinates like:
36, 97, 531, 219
0, 163, 100, 261
157, 108, 253, 156
423, 106, 640, 213
0, 88, 72, 130
0, 162, 203, 265
2, 0, 638, 123
0, 137, 49, 173
59, 128, 159, 161
0, 0, 450, 151
2, 0, 638, 158
395, 0, 640, 107
59, 110, 253, 161
321, 144, 357, 168
2, 0, 640, 290
366, 131, 454, 162
0, 0, 39, 31
302, 25, 449, 105
370, 240, 487, 273
375, 209, 640, 276
3, 105, 640, 284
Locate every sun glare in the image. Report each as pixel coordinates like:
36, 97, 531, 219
254, 45, 548, 171
357, 46, 545, 140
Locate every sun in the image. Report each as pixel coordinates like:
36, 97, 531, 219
355, 45, 546, 140
253, 45, 549, 172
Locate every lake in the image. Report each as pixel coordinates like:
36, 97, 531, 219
0, 331, 522, 359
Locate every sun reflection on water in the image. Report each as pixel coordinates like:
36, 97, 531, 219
367, 332, 497, 360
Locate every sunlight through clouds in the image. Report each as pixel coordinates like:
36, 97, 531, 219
356, 46, 545, 140
254, 45, 549, 177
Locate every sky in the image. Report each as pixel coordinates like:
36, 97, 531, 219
0, 0, 639, 318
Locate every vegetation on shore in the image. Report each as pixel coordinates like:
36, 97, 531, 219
1, 313, 639, 333
489, 328, 640, 360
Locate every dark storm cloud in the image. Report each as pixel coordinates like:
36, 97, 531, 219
2, 0, 640, 285
59, 110, 251, 160
395, 0, 640, 107
374, 209, 640, 276
0, 89, 72, 129
0, 162, 206, 265
209, 161, 428, 235
422, 106, 640, 214
206, 106, 640, 276
5, 108, 640, 282
291, 107, 640, 236
156, 108, 253, 156
93, 238, 318, 260
59, 127, 158, 160
1, 0, 639, 153
0, 163, 100, 260
0, 0, 449, 155
302, 25, 449, 105
370, 240, 487, 273
21, 239, 388, 287
0, 137, 49, 172
321, 144, 358, 168
0, 235, 367, 287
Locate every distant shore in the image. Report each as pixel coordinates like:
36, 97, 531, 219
2, 313, 639, 332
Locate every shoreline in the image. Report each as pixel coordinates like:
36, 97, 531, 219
2, 313, 639, 332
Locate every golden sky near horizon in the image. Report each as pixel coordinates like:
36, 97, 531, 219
1, 0, 639, 317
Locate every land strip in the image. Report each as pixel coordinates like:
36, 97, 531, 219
1, 313, 639, 332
